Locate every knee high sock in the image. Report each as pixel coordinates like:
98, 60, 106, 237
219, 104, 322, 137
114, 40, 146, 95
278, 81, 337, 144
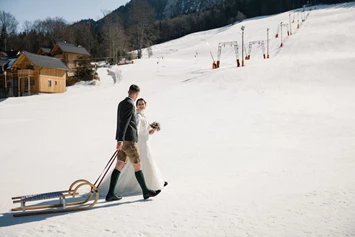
108, 169, 121, 196
135, 170, 149, 194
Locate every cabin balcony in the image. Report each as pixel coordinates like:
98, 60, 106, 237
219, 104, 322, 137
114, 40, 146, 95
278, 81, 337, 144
18, 69, 35, 77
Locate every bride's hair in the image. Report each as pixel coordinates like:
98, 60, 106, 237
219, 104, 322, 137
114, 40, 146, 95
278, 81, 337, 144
136, 98, 147, 106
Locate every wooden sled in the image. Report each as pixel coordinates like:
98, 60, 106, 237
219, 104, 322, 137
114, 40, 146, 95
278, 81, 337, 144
11, 179, 99, 217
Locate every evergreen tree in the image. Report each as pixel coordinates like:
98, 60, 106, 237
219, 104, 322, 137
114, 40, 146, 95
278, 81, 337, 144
73, 56, 96, 83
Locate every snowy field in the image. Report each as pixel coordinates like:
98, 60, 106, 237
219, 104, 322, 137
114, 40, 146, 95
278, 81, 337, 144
1, 3, 355, 236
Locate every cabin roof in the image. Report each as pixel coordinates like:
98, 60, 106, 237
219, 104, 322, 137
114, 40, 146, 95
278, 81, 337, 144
6, 58, 16, 70
22, 51, 70, 71
54, 42, 90, 55
39, 47, 52, 54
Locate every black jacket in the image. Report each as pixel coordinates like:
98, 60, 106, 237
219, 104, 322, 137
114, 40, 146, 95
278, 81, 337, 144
116, 97, 138, 142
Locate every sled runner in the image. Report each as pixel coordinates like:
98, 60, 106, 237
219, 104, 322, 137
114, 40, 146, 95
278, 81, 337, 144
11, 151, 118, 217
11, 179, 99, 217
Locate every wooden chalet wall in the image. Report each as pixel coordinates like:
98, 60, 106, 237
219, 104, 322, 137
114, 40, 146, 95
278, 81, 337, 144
65, 53, 82, 70
38, 67, 66, 93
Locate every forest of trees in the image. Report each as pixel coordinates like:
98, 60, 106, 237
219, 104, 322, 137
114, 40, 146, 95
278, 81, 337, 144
0, 0, 352, 63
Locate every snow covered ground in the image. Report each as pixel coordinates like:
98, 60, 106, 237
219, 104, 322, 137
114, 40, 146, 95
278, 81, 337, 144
1, 3, 355, 236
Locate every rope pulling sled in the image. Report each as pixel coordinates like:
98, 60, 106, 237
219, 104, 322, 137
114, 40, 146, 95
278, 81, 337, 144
11, 150, 118, 217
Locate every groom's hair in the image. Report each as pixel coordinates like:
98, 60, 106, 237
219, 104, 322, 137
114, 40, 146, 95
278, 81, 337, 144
128, 84, 140, 94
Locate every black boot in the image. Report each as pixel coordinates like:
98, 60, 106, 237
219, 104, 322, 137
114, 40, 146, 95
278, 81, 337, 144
105, 169, 122, 202
105, 194, 122, 202
135, 170, 161, 200
143, 190, 161, 200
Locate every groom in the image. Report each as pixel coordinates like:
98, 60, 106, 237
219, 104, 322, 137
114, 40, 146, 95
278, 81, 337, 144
106, 84, 161, 201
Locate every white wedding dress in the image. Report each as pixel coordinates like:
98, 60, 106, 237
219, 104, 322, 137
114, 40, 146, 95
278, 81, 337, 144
99, 111, 165, 197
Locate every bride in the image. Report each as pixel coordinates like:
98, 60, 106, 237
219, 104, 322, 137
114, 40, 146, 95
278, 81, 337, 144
99, 98, 167, 196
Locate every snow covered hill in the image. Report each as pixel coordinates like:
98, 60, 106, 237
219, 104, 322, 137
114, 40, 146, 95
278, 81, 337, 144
1, 3, 355, 236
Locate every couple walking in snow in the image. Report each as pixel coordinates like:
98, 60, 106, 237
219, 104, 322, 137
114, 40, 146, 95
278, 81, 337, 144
99, 84, 167, 201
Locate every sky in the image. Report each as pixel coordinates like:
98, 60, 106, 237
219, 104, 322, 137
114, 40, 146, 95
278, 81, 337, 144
1, 0, 130, 31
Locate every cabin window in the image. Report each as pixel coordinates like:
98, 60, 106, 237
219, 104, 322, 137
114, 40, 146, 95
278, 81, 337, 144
48, 80, 52, 87
30, 80, 35, 86
55, 81, 58, 86
26, 64, 34, 70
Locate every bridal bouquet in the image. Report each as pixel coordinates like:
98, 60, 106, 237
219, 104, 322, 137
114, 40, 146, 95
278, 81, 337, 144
150, 121, 161, 131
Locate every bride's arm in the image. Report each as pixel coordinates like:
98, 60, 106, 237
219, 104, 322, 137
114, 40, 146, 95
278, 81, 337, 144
136, 114, 148, 135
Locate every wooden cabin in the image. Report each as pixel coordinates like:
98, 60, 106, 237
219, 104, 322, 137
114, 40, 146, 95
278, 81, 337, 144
51, 42, 90, 70
1, 58, 18, 97
0, 59, 9, 98
37, 47, 52, 56
10, 51, 69, 96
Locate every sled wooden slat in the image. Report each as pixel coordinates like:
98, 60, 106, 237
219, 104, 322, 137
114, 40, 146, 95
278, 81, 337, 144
12, 190, 76, 201
12, 192, 79, 204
